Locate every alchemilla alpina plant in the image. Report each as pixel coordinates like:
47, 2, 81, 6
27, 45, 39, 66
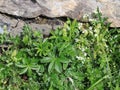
0, 8, 120, 90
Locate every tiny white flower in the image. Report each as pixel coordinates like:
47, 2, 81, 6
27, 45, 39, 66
93, 9, 98, 14
89, 18, 93, 21
81, 60, 85, 64
81, 48, 85, 52
114, 35, 118, 39
89, 27, 93, 30
76, 56, 84, 60
75, 38, 80, 42
83, 14, 89, 19
89, 18, 96, 22
94, 34, 98, 37
82, 30, 87, 34
110, 49, 113, 52
84, 53, 87, 56
94, 29, 97, 33
78, 23, 83, 29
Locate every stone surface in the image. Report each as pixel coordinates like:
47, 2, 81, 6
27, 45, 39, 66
0, 0, 120, 27
0, 13, 25, 35
0, 13, 63, 35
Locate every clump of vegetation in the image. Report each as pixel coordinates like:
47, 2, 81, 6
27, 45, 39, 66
0, 9, 120, 90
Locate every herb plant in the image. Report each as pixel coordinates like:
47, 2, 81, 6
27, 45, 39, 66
0, 9, 120, 90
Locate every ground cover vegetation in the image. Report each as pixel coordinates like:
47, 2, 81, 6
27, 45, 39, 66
0, 9, 120, 90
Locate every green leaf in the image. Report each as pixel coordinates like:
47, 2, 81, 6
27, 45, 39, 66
28, 68, 33, 76
49, 83, 54, 90
55, 62, 62, 73
39, 65, 45, 72
23, 35, 29, 44
48, 61, 54, 74
11, 50, 17, 57
15, 63, 26, 68
41, 57, 52, 63
20, 68, 28, 75
31, 65, 40, 71
59, 57, 71, 64
63, 63, 69, 70
6, 62, 13, 67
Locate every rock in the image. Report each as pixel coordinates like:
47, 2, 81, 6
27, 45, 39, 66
0, 13, 63, 35
29, 23, 61, 36
0, 0, 119, 27
0, 26, 4, 34
0, 0, 40, 18
0, 13, 25, 35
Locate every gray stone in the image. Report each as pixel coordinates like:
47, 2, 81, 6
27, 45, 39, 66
0, 13, 63, 36
0, 0, 120, 27
0, 13, 25, 35
29, 23, 55, 36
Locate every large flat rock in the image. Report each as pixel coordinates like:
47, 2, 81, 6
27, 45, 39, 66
0, 0, 120, 27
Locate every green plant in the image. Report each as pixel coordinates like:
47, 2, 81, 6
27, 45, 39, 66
0, 8, 119, 90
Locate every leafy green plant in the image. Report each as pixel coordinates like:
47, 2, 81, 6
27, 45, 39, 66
0, 8, 120, 90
